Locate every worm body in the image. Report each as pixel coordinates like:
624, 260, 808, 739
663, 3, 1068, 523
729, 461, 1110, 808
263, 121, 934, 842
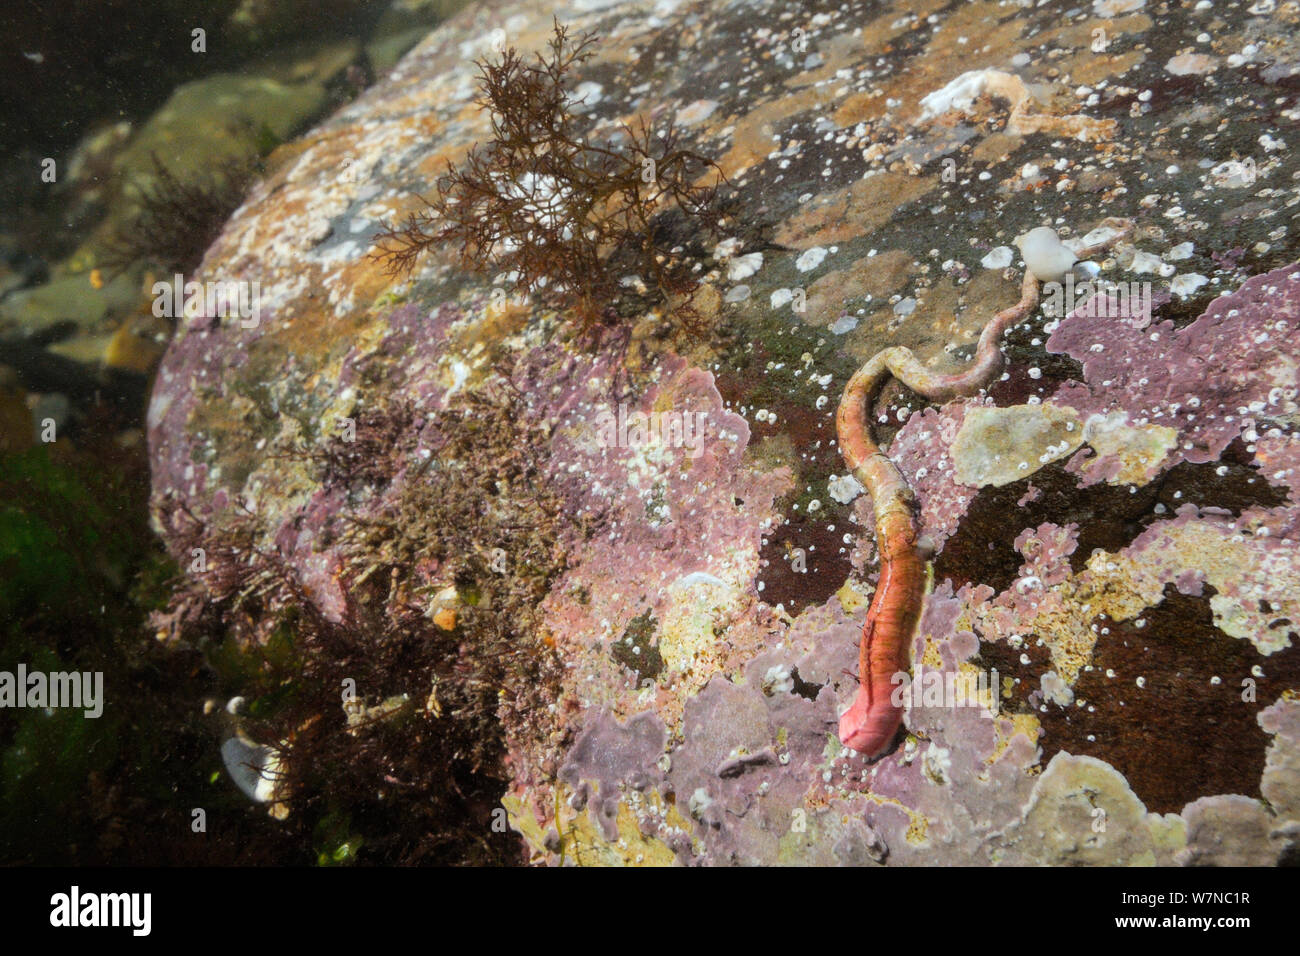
832, 219, 1133, 756
834, 271, 1039, 756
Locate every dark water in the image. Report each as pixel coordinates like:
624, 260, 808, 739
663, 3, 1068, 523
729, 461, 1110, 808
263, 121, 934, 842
0, 0, 471, 866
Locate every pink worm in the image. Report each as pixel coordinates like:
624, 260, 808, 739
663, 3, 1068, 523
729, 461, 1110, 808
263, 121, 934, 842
833, 219, 1133, 756
834, 271, 1039, 755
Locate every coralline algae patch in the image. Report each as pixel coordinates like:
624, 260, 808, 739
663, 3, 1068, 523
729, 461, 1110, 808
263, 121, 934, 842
968, 508, 1298, 688
894, 274, 1299, 817
1046, 264, 1300, 485
909, 265, 1300, 626
947, 401, 1180, 491
534, 353, 795, 734
571, 264, 1300, 864
1115, 510, 1300, 656
951, 403, 1084, 487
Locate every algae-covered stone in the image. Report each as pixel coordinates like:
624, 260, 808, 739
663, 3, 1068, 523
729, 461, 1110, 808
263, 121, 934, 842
1078, 410, 1178, 486
1003, 752, 1184, 865
952, 403, 1083, 487
142, 0, 1300, 867
0, 271, 140, 336
112, 72, 331, 204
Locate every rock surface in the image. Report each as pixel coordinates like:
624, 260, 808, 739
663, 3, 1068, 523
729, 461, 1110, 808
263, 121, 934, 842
148, 0, 1300, 864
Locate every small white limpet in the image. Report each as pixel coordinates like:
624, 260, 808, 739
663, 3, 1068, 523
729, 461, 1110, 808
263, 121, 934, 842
981, 246, 1013, 270
1170, 273, 1209, 297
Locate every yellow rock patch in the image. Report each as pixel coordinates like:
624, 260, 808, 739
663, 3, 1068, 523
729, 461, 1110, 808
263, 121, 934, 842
774, 172, 935, 250
1079, 411, 1178, 486
504, 785, 687, 866
952, 403, 1084, 487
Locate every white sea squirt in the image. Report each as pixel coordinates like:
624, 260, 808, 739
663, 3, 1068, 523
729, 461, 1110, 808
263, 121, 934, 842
1014, 226, 1078, 283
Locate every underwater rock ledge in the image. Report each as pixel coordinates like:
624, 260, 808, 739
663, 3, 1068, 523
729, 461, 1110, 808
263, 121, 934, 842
147, 0, 1300, 864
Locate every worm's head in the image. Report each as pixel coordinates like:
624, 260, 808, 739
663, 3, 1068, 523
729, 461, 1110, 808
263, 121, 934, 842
838, 691, 902, 758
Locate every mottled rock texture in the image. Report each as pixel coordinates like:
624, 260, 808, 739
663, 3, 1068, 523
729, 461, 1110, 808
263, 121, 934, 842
149, 0, 1300, 864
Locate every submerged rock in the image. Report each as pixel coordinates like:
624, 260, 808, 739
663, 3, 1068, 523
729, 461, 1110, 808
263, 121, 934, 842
149, 0, 1300, 864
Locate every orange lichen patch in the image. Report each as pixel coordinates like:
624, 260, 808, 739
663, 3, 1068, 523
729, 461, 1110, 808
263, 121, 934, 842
905, 277, 966, 343
357, 193, 426, 238
445, 294, 535, 360
844, 307, 900, 364
247, 267, 365, 359
836, 67, 950, 136
268, 123, 386, 187
924, 0, 1028, 64
774, 171, 935, 250
971, 132, 1024, 165
716, 87, 833, 180
252, 128, 345, 184
849, 0, 1029, 126
960, 266, 1026, 328
805, 249, 917, 328
261, 131, 321, 173
783, 29, 866, 91
859, 0, 947, 57
1041, 11, 1153, 56
379, 78, 462, 118
1058, 48, 1146, 87
851, 270, 1023, 370
832, 91, 889, 129
204, 182, 324, 271
591, 23, 656, 68
928, 0, 1014, 40
327, 249, 406, 312
403, 111, 450, 146
1009, 98, 1117, 144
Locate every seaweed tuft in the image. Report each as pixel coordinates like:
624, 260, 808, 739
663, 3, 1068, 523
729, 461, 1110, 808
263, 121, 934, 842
152, 378, 595, 864
100, 151, 258, 279
372, 18, 728, 339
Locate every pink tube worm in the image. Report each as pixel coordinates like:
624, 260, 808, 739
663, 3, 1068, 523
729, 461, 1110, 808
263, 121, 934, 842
834, 219, 1132, 755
